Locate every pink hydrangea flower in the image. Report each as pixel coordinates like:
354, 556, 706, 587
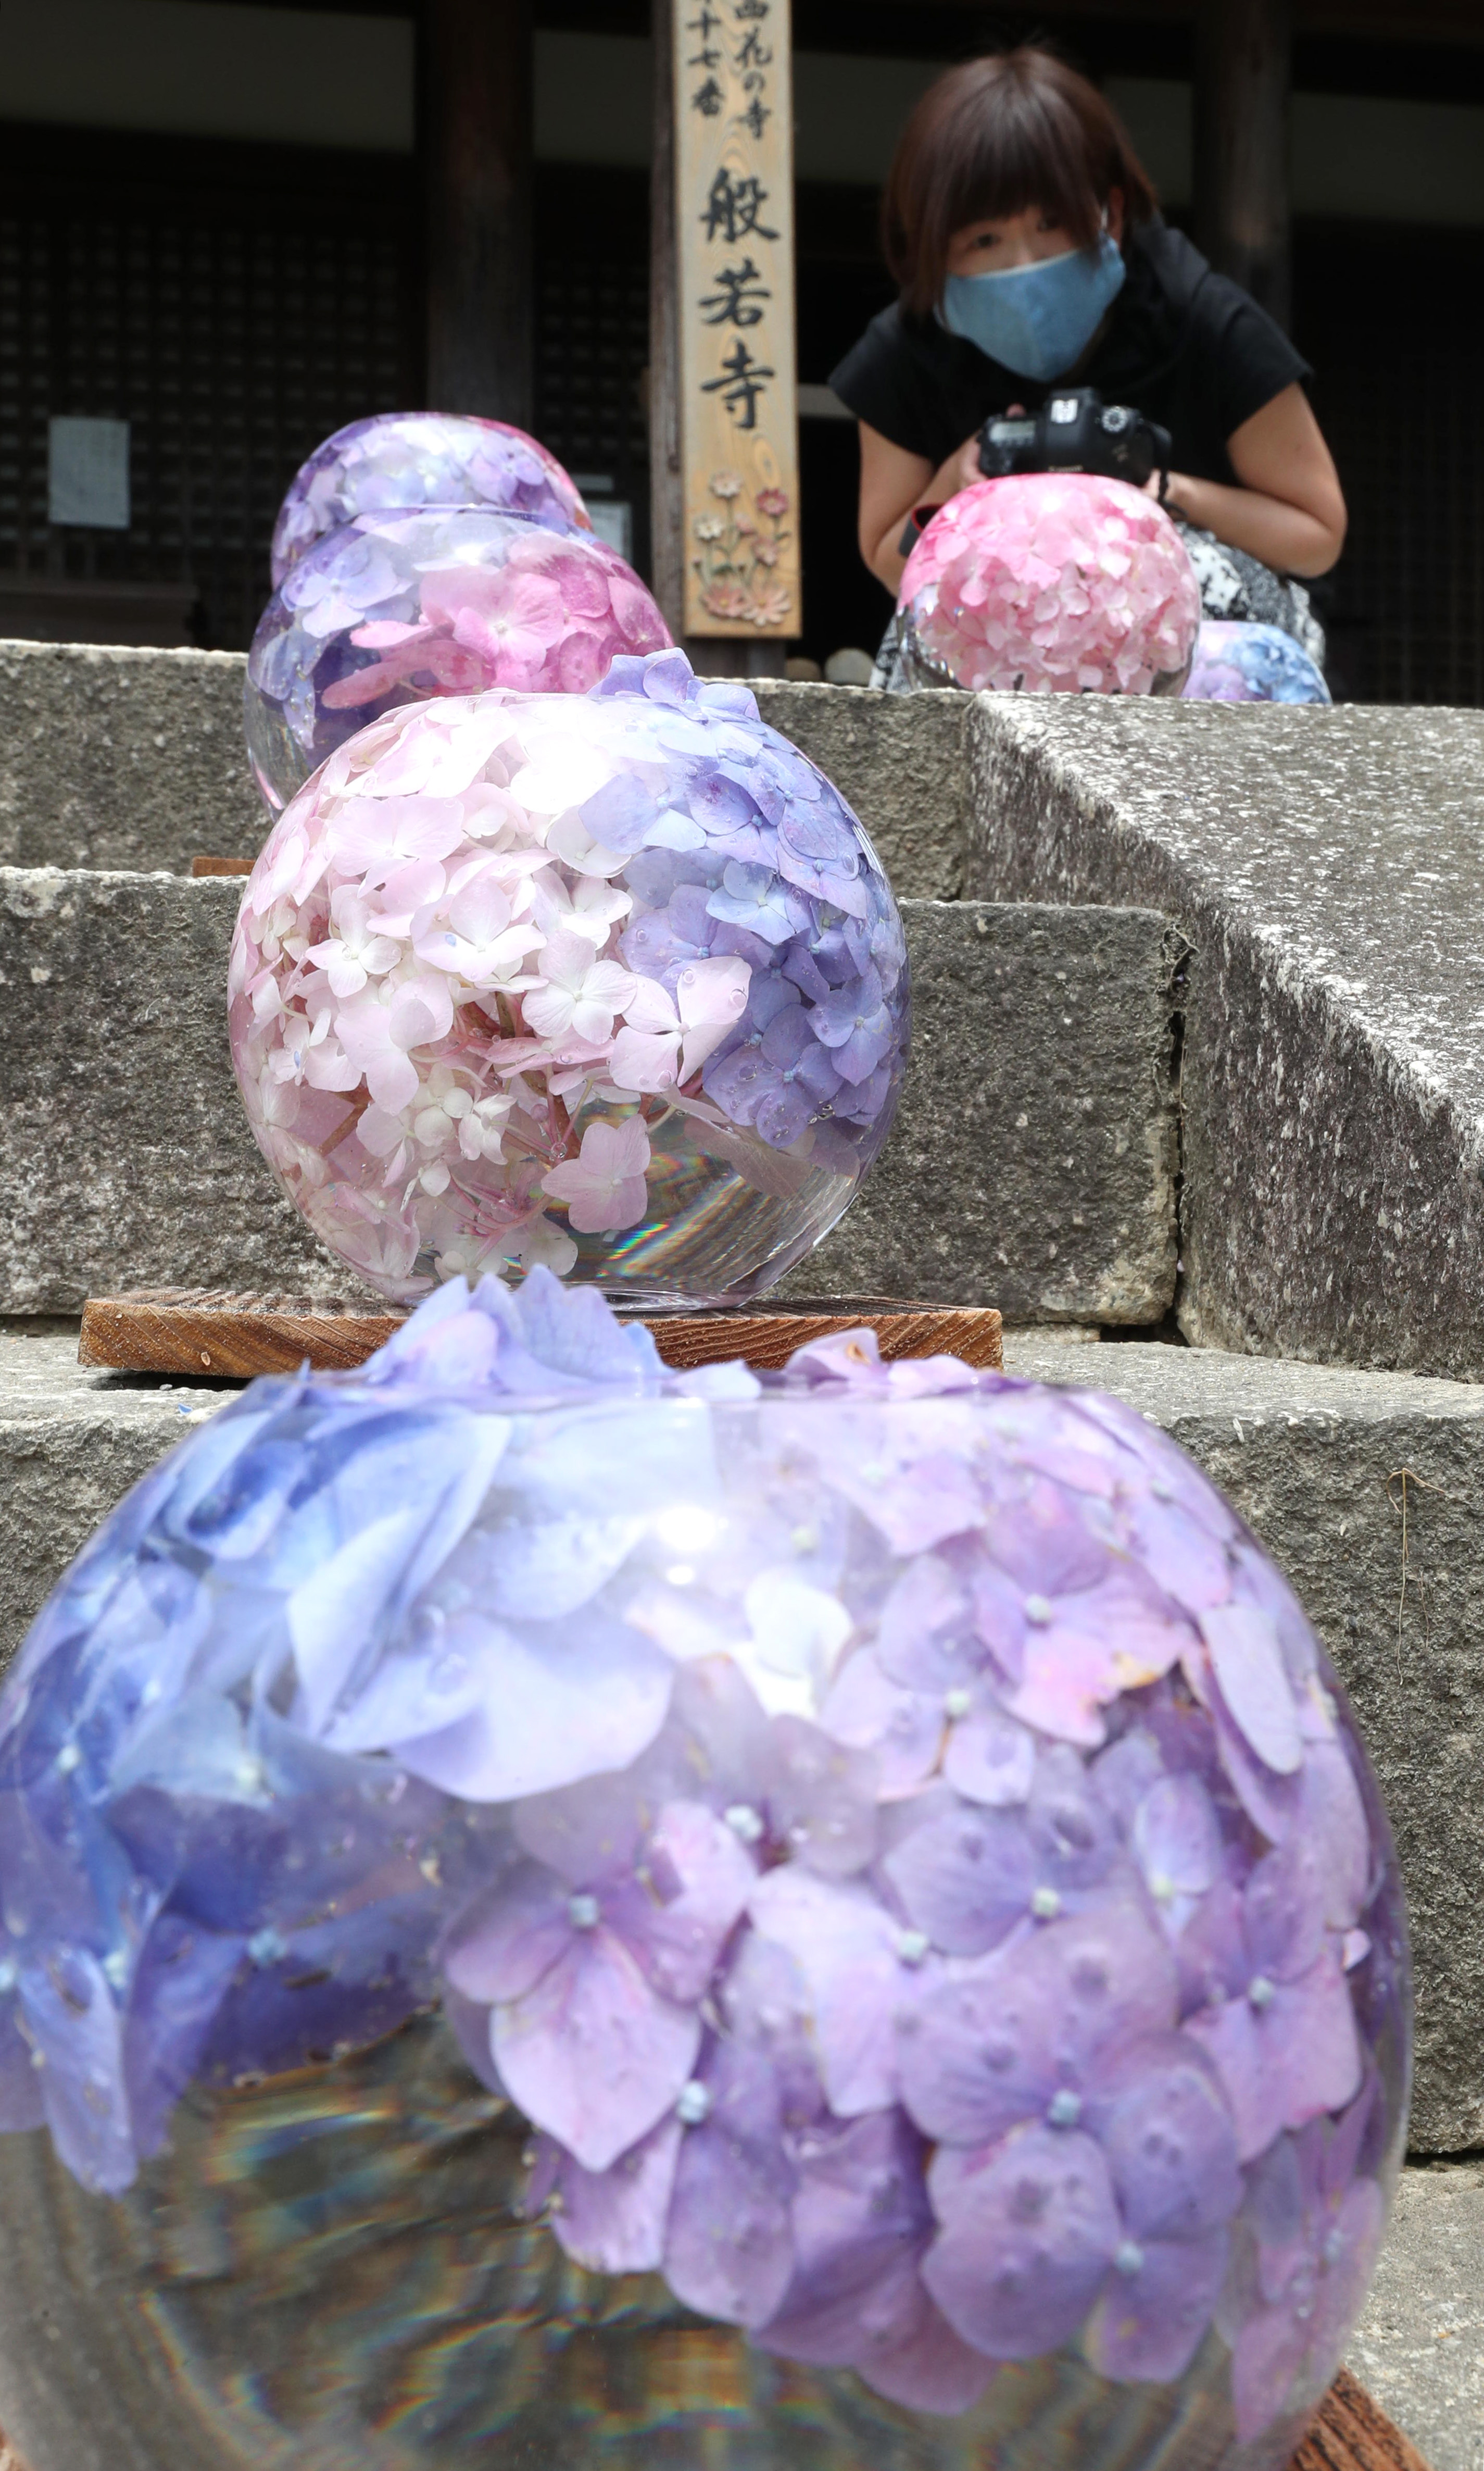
542, 1118, 652, 1233
231, 654, 910, 1304
246, 507, 672, 814
898, 475, 1200, 697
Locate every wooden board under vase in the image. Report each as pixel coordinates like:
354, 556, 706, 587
77, 1289, 1005, 1381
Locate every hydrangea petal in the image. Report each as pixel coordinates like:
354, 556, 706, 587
664, 2038, 796, 2326
541, 2114, 683, 2275
1201, 1605, 1303, 1775
492, 1926, 699, 2172
923, 2123, 1122, 2360
1083, 2225, 1230, 2384
396, 1611, 673, 1801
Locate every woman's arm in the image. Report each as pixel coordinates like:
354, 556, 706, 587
858, 420, 983, 593
1160, 382, 1347, 579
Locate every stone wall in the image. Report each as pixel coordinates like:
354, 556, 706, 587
969, 696, 1484, 1381
0, 869, 1180, 1324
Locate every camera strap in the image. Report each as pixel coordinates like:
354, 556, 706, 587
898, 505, 942, 556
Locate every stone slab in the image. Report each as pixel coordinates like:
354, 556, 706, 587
0, 1329, 219, 1691
779, 900, 1179, 1322
0, 640, 261, 873
0, 869, 347, 1309
1006, 1333, 1484, 2155
0, 872, 1179, 1325
0, 646, 975, 900
1348, 2162, 1484, 2471
750, 678, 971, 901
971, 696, 1484, 1382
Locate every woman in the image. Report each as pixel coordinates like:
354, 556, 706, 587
830, 47, 1345, 663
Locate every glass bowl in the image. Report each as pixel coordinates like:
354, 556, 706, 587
246, 507, 673, 813
230, 650, 909, 1305
897, 476, 1200, 697
1183, 621, 1331, 705
0, 1273, 1409, 2471
271, 410, 592, 588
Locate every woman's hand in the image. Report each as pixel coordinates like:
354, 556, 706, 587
858, 420, 985, 594
1146, 384, 1347, 579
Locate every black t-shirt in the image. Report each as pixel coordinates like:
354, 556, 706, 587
828, 220, 1310, 488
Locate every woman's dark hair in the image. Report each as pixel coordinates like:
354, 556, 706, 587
883, 48, 1158, 317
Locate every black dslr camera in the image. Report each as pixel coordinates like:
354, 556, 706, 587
977, 388, 1172, 495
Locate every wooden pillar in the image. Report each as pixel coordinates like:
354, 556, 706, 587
422, 0, 534, 425
1194, 0, 1293, 332
649, 0, 686, 635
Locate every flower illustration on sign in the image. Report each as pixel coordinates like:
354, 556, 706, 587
695, 471, 794, 629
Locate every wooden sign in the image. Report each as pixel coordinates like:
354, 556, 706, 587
671, 0, 801, 641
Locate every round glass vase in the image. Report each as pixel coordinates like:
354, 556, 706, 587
270, 410, 593, 588
0, 1274, 1410, 2471
1183, 621, 1332, 705
230, 650, 909, 1308
897, 475, 1200, 698
245, 506, 672, 814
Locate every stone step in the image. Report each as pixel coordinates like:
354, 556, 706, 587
971, 695, 1484, 1386
0, 870, 1180, 1326
1348, 2160, 1484, 2471
0, 640, 259, 875
1, 1322, 1480, 2158
0, 643, 966, 904
12, 646, 1484, 1386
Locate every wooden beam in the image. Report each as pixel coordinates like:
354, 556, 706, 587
649, 0, 686, 636
922, 0, 1482, 39
1195, 0, 1293, 331
422, 0, 534, 426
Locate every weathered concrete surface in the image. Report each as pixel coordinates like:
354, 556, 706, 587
1348, 2163, 1484, 2471
0, 640, 261, 872
0, 1328, 213, 1676
972, 696, 1484, 1382
782, 901, 1180, 1322
0, 645, 974, 896
0, 869, 344, 1307
0, 873, 1179, 1324
750, 679, 971, 901
1005, 1333, 1484, 2155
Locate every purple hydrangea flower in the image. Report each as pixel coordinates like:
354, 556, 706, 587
808, 965, 897, 1083
1222, 2082, 1386, 2440
907, 1906, 1242, 2382
0, 1269, 1405, 2444
444, 1776, 754, 2170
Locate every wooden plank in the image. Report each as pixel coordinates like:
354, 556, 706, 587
648, 1304, 1002, 1372
189, 857, 253, 878
1297, 2368, 1433, 2471
78, 1290, 1003, 1379
78, 1291, 405, 1378
670, 0, 801, 643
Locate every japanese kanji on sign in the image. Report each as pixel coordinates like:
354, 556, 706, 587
672, 0, 801, 640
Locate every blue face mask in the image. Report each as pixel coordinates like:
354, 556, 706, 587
939, 233, 1127, 382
